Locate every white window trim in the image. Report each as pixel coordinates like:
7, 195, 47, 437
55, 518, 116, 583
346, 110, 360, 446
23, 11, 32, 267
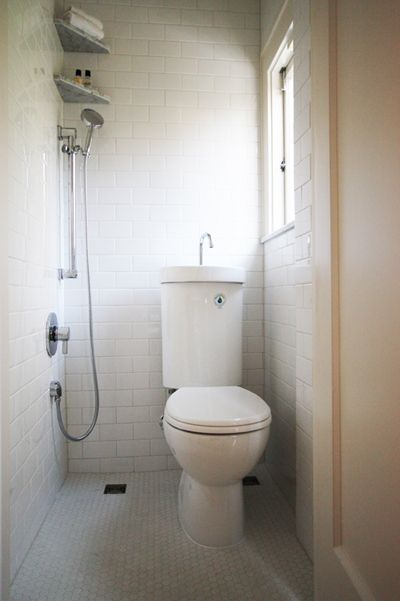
261, 220, 294, 244
260, 0, 294, 238
282, 54, 295, 224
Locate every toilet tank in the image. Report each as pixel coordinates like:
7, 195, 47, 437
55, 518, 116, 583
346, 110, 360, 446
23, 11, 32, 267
159, 266, 246, 388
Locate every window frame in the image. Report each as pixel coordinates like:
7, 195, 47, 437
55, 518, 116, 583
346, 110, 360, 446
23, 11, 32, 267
261, 1, 294, 238
282, 53, 295, 224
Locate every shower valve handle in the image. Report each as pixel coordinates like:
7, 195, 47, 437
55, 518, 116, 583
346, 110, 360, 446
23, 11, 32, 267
46, 314, 71, 356
57, 327, 70, 354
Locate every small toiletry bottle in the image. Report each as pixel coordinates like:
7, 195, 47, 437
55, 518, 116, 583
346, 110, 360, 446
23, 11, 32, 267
74, 69, 83, 85
84, 70, 91, 88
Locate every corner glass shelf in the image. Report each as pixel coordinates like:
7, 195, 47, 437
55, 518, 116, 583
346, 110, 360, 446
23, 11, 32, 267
54, 75, 110, 104
54, 19, 110, 54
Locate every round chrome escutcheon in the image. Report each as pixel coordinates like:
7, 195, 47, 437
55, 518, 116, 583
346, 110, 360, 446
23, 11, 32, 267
214, 293, 226, 308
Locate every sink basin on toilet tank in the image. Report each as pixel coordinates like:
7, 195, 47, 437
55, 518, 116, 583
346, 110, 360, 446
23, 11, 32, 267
159, 265, 246, 284
159, 265, 247, 388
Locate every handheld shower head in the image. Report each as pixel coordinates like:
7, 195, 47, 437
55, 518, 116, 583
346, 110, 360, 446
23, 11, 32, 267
81, 109, 104, 156
81, 108, 104, 129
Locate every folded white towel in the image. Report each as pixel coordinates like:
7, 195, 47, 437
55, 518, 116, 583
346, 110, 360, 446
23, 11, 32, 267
64, 6, 103, 30
64, 12, 105, 40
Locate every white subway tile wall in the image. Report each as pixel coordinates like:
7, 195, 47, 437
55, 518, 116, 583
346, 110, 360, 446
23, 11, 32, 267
8, 0, 68, 580
61, 1, 263, 474
293, 0, 313, 560
263, 227, 296, 509
261, 0, 314, 561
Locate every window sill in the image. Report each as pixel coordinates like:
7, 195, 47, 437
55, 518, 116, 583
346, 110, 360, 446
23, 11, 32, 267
261, 221, 295, 244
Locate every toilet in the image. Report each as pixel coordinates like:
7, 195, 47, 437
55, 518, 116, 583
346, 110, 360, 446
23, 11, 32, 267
159, 265, 272, 548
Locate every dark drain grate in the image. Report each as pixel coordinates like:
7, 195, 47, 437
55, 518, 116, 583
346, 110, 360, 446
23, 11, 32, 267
243, 476, 260, 486
104, 484, 127, 495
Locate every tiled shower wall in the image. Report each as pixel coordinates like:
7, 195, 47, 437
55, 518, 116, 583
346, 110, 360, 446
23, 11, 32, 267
8, 0, 67, 580
293, 0, 313, 560
261, 0, 313, 559
263, 227, 296, 509
61, 0, 264, 473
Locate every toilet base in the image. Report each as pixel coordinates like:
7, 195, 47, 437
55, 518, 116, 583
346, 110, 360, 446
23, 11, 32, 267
178, 471, 244, 548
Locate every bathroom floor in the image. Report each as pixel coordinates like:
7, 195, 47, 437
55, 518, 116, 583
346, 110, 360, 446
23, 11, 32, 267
11, 465, 313, 601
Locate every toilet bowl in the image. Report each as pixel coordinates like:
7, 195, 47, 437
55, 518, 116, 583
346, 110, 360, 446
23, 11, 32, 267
164, 386, 271, 547
159, 265, 272, 547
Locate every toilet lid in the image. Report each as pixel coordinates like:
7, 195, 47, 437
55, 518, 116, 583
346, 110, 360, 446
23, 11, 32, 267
164, 386, 272, 434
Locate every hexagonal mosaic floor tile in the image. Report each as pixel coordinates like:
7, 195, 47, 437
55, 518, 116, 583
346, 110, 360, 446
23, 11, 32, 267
11, 465, 313, 601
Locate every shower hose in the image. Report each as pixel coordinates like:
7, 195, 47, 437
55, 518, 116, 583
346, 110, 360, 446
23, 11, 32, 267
56, 154, 100, 441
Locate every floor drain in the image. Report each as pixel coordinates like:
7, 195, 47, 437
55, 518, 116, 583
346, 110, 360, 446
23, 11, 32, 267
243, 476, 260, 486
104, 484, 127, 494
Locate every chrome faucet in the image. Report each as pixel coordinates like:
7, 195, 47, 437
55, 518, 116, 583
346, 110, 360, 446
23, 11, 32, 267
199, 232, 214, 265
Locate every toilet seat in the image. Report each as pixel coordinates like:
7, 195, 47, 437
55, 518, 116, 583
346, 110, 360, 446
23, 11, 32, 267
164, 386, 272, 434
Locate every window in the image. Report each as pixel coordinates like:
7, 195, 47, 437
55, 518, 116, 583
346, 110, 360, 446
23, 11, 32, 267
261, 11, 294, 237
